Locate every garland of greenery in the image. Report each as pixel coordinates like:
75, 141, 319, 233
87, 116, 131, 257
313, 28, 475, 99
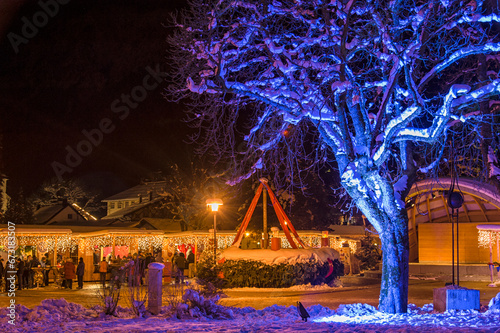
197, 256, 344, 289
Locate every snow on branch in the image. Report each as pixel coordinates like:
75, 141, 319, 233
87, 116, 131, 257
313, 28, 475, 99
419, 43, 500, 90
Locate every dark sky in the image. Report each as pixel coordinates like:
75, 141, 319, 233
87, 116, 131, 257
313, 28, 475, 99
0, 0, 190, 197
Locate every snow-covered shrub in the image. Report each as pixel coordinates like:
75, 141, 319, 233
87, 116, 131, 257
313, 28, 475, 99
121, 259, 149, 317
488, 292, 500, 312
354, 235, 382, 271
336, 303, 379, 317
220, 258, 343, 288
163, 282, 186, 309
95, 285, 121, 316
180, 289, 234, 319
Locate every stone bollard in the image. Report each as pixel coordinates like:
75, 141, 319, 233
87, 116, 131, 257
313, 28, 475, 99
147, 262, 165, 315
433, 285, 480, 312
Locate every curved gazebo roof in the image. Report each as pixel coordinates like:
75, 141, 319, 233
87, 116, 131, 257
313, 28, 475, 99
406, 178, 500, 226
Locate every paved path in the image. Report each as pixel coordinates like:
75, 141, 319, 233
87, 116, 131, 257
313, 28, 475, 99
1, 277, 499, 310
220, 278, 500, 309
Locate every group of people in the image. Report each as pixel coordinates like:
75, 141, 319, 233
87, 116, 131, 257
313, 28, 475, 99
56, 257, 85, 290
95, 249, 196, 288
172, 249, 195, 284
1, 253, 53, 291
0, 253, 87, 292
97, 252, 158, 289
0, 248, 198, 292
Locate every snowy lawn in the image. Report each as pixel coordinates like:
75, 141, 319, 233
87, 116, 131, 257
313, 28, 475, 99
2, 293, 500, 333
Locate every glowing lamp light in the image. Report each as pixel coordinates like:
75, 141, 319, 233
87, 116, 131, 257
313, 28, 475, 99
207, 199, 223, 212
206, 198, 222, 263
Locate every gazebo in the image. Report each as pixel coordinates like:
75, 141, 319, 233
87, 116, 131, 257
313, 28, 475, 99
406, 178, 500, 265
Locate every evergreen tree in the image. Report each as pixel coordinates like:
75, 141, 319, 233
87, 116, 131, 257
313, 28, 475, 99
2, 188, 34, 224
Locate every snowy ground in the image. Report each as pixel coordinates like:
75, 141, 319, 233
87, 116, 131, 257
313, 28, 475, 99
2, 291, 500, 333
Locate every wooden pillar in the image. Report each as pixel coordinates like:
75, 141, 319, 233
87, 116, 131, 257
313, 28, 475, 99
53, 238, 58, 264
112, 235, 116, 258
263, 190, 268, 249
194, 237, 198, 272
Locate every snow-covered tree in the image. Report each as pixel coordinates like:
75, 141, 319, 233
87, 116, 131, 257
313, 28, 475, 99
167, 0, 500, 313
2, 188, 34, 224
30, 178, 102, 214
158, 163, 234, 230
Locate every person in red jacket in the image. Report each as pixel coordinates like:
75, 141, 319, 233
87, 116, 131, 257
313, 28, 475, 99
64, 258, 76, 289
99, 258, 108, 288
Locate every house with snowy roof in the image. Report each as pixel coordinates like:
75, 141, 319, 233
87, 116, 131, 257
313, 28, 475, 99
101, 181, 189, 231
33, 199, 97, 225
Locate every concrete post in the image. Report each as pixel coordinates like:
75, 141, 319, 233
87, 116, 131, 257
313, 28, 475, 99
147, 262, 164, 315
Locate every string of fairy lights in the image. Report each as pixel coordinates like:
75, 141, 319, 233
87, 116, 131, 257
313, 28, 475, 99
478, 230, 500, 249
1, 234, 77, 252
0, 233, 358, 254
165, 235, 236, 249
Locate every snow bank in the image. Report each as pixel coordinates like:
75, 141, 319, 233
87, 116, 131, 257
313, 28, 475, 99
2, 296, 500, 332
220, 247, 339, 265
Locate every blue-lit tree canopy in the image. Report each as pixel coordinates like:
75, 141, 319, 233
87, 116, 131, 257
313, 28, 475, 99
167, 0, 500, 313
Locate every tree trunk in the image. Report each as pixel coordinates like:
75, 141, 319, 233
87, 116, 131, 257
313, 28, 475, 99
378, 211, 409, 314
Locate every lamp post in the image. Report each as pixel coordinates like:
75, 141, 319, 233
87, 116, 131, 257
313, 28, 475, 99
207, 199, 223, 263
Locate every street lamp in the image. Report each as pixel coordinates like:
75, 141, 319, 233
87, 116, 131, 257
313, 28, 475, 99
207, 199, 223, 262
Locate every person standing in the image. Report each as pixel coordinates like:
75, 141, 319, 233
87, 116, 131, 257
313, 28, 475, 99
174, 252, 186, 284
187, 249, 195, 278
0, 258, 4, 291
24, 255, 33, 288
76, 257, 85, 289
43, 254, 51, 286
64, 258, 76, 289
99, 258, 108, 288
16, 258, 25, 290
0, 258, 4, 288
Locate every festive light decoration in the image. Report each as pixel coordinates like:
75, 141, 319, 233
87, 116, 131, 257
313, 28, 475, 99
137, 235, 164, 251
0, 230, 358, 256
165, 235, 235, 249
71, 203, 98, 221
478, 230, 500, 248
78, 235, 114, 249
0, 234, 78, 253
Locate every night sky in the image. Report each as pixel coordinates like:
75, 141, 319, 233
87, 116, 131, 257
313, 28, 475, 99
0, 0, 189, 197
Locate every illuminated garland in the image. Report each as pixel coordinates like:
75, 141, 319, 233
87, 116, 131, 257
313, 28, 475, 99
0, 231, 358, 254
330, 237, 358, 253
137, 235, 163, 251
115, 235, 135, 246
300, 236, 321, 248
79, 235, 113, 249
478, 230, 500, 248
77, 235, 164, 251
0, 235, 78, 253
165, 235, 235, 249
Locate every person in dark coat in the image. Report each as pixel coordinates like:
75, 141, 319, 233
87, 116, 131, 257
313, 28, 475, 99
24, 255, 32, 288
16, 258, 25, 290
0, 258, 4, 291
43, 254, 51, 286
174, 253, 186, 284
0, 257, 4, 276
187, 249, 195, 278
64, 258, 76, 289
4, 261, 11, 293
76, 257, 85, 289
